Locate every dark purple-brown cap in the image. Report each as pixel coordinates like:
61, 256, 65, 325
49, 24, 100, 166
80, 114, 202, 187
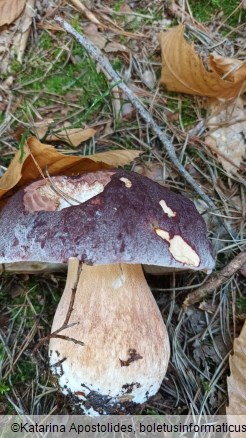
0, 169, 215, 271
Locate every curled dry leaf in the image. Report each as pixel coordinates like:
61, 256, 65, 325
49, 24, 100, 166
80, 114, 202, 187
46, 127, 97, 147
0, 136, 141, 206
227, 321, 246, 434
0, 0, 26, 26
205, 99, 246, 176
210, 53, 246, 87
159, 25, 246, 99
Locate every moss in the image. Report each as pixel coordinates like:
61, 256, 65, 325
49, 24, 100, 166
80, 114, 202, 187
11, 37, 111, 128
189, 0, 246, 26
69, 15, 82, 31
166, 94, 200, 129
39, 32, 53, 50
13, 360, 36, 384
9, 58, 23, 74
113, 0, 124, 12
0, 383, 10, 396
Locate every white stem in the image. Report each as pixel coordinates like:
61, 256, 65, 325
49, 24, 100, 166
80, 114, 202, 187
49, 263, 170, 414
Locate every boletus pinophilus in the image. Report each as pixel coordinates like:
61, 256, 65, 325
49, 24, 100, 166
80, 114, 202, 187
0, 169, 214, 414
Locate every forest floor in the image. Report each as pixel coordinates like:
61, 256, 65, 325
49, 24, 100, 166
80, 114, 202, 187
0, 0, 245, 417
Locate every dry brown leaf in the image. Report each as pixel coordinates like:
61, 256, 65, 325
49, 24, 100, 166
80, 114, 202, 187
46, 127, 96, 147
33, 121, 95, 147
119, 4, 136, 24
84, 24, 107, 50
104, 42, 129, 53
0, 0, 26, 26
12, 0, 35, 63
0, 136, 141, 204
32, 118, 54, 139
227, 321, 246, 432
205, 99, 246, 176
89, 149, 141, 166
209, 53, 246, 86
159, 25, 246, 99
134, 162, 169, 184
0, 0, 33, 73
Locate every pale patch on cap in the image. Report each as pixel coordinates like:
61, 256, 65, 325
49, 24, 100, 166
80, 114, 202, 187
155, 228, 170, 242
155, 228, 200, 267
159, 200, 176, 218
120, 177, 132, 188
23, 172, 113, 212
39, 180, 105, 210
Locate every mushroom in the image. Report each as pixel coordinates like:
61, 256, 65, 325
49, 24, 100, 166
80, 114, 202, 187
0, 169, 214, 414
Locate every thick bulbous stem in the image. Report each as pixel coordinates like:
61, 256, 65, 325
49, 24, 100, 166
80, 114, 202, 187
49, 259, 170, 414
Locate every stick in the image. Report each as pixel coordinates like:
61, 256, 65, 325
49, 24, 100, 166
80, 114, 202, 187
54, 16, 216, 211
183, 251, 246, 307
33, 258, 83, 354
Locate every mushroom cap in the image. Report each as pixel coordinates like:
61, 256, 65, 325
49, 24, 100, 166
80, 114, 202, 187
0, 169, 214, 270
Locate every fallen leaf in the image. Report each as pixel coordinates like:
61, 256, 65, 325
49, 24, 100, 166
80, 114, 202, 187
227, 321, 246, 434
141, 70, 156, 90
46, 127, 96, 147
0, 136, 141, 203
134, 162, 169, 184
209, 53, 246, 85
205, 99, 246, 176
0, 0, 26, 26
121, 102, 135, 119
89, 149, 141, 166
12, 0, 35, 63
119, 4, 136, 24
32, 118, 54, 139
159, 25, 246, 99
84, 24, 107, 50
104, 42, 129, 53
0, 0, 34, 74
34, 120, 96, 146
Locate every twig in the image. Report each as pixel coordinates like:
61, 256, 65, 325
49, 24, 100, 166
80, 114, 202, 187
183, 251, 246, 308
68, 0, 100, 25
54, 16, 216, 211
32, 322, 84, 354
33, 258, 83, 354
45, 166, 82, 206
63, 261, 82, 325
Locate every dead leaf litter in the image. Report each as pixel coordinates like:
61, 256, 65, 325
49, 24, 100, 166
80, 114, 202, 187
0, 0, 245, 419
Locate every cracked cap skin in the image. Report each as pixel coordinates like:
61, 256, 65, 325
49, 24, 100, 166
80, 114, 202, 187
0, 169, 215, 271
